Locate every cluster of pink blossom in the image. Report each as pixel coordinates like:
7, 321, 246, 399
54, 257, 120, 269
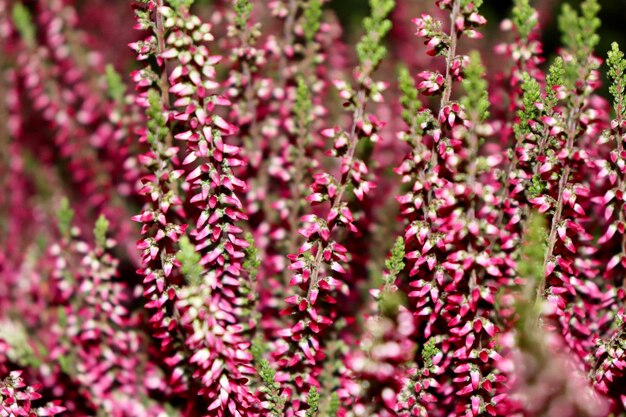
4, 0, 626, 416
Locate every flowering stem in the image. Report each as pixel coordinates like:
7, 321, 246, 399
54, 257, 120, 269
287, 124, 310, 254
155, 0, 172, 147
441, 0, 461, 108
306, 88, 366, 303
537, 100, 582, 303
280, 0, 298, 72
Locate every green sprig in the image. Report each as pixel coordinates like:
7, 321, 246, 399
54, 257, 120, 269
398, 66, 420, 127
544, 57, 565, 113
177, 236, 203, 285
146, 90, 169, 146
558, 0, 601, 64
105, 64, 126, 104
303, 0, 323, 42
295, 76, 314, 133
167, 0, 194, 10
608, 42, 626, 120
57, 198, 75, 239
306, 386, 320, 417
514, 73, 541, 139
355, 0, 396, 70
512, 0, 536, 41
384, 237, 405, 279
461, 51, 489, 123
234, 0, 253, 32
93, 215, 110, 250
518, 212, 547, 286
242, 233, 261, 280
12, 4, 36, 48
251, 338, 285, 417
327, 393, 340, 417
422, 338, 440, 368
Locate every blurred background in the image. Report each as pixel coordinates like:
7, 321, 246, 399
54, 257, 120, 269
71, 0, 626, 97
329, 0, 626, 57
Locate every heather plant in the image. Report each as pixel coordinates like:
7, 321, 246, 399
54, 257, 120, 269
4, 0, 626, 416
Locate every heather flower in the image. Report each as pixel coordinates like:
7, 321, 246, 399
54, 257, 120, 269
589, 42, 626, 409
276, 0, 395, 413
500, 212, 609, 417
152, 1, 260, 415
0, 371, 65, 417
4, 0, 626, 415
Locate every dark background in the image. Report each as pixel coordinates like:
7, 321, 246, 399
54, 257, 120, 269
330, 0, 626, 64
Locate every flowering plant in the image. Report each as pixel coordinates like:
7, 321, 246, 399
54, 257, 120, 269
2, 0, 626, 416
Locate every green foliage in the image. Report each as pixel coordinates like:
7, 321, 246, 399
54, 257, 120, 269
0, 321, 41, 368
379, 290, 407, 318
608, 42, 626, 120
398, 66, 435, 145
384, 237, 405, 278
558, 0, 601, 63
526, 174, 546, 200
355, 0, 395, 70
377, 237, 407, 316
167, 0, 194, 9
303, 0, 323, 42
306, 386, 320, 417
514, 73, 541, 139
461, 51, 489, 123
327, 393, 340, 417
177, 236, 203, 285
544, 57, 565, 113
105, 64, 126, 104
398, 66, 419, 127
234, 0, 253, 31
243, 233, 261, 280
93, 215, 110, 250
12, 3, 36, 48
295, 76, 314, 132
57, 198, 75, 239
254, 347, 277, 388
146, 90, 169, 145
251, 337, 285, 417
57, 306, 68, 328
514, 212, 548, 349
460, 0, 482, 9
518, 211, 547, 284
422, 338, 439, 368
511, 0, 536, 41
